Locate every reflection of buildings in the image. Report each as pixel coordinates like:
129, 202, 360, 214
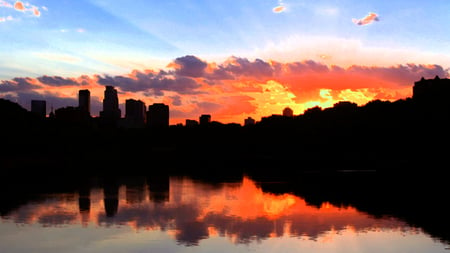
147, 103, 169, 128
103, 178, 119, 217
78, 89, 90, 116
147, 176, 170, 203
78, 185, 91, 226
31, 100, 46, 118
1, 177, 414, 247
100, 86, 121, 120
125, 177, 147, 204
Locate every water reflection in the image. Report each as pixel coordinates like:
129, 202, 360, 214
1, 176, 420, 247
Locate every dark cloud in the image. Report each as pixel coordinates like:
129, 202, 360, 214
0, 77, 35, 92
170, 95, 182, 106
286, 60, 329, 73
346, 64, 449, 85
37, 75, 78, 86
173, 55, 208, 78
97, 71, 202, 95
222, 57, 274, 79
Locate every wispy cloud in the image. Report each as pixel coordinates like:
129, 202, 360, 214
0, 15, 13, 22
32, 52, 82, 63
352, 12, 379, 26
0, 0, 12, 8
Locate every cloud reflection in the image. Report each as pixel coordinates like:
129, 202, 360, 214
0, 177, 410, 246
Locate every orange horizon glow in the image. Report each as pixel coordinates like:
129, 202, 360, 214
1, 56, 447, 126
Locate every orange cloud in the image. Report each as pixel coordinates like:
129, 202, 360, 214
272, 5, 285, 13
352, 12, 379, 26
32, 6, 40, 17
1, 55, 448, 125
13, 1, 25, 11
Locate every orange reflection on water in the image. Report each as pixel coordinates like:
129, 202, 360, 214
1, 176, 410, 245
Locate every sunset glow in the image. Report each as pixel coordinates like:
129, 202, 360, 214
0, 0, 448, 125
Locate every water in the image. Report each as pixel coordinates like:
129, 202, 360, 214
0, 175, 449, 253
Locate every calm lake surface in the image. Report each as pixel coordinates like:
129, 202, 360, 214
0, 174, 449, 253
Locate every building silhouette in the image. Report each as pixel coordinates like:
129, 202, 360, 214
54, 106, 91, 125
100, 86, 121, 120
31, 100, 46, 118
147, 103, 169, 128
185, 119, 199, 127
199, 114, 211, 125
78, 89, 90, 116
125, 99, 146, 128
413, 76, 450, 101
282, 107, 293, 117
244, 117, 256, 126
413, 76, 450, 118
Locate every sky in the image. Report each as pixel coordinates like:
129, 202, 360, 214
1, 0, 449, 125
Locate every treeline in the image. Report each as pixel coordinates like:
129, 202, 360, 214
0, 97, 449, 176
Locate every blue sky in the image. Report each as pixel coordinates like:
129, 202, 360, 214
1, 0, 449, 79
1, 0, 449, 124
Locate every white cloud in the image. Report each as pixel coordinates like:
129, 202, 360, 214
249, 35, 450, 68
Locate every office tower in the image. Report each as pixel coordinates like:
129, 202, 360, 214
147, 103, 169, 128
125, 99, 146, 127
199, 114, 211, 125
78, 89, 90, 115
31, 100, 46, 118
100, 86, 121, 119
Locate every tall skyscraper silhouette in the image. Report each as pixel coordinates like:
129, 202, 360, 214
147, 103, 169, 128
78, 89, 90, 116
100, 86, 121, 120
31, 100, 46, 118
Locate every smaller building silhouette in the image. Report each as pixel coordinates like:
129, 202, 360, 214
412, 76, 450, 118
147, 103, 169, 128
54, 106, 91, 125
199, 114, 211, 125
185, 119, 199, 127
125, 99, 146, 128
31, 100, 46, 118
244, 117, 256, 126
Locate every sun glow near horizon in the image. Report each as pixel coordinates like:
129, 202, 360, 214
0, 0, 449, 125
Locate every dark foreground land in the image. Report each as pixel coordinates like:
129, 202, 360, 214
1, 96, 449, 178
